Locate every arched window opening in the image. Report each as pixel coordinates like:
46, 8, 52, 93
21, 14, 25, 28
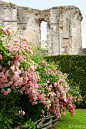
40, 21, 47, 50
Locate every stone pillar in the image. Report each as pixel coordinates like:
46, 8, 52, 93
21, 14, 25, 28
47, 23, 51, 55
49, 9, 60, 55
52, 23, 60, 55
26, 16, 40, 46
71, 14, 78, 54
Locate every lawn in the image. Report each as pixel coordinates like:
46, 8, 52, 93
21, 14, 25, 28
55, 109, 86, 129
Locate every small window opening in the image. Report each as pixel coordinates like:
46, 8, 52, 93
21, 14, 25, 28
40, 21, 47, 50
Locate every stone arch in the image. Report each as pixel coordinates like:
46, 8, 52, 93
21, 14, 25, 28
69, 9, 82, 54
40, 21, 47, 40
70, 9, 82, 23
35, 11, 50, 45
38, 18, 48, 50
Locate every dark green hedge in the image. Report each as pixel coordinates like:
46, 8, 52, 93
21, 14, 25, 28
45, 55, 86, 108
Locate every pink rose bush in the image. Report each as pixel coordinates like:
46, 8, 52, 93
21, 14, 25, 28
0, 26, 77, 125
34, 60, 77, 117
0, 28, 42, 104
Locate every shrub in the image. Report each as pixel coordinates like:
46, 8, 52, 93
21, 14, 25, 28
0, 26, 77, 128
45, 55, 85, 108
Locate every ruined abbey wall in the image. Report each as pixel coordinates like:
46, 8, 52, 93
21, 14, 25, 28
0, 0, 83, 55
0, 1, 17, 31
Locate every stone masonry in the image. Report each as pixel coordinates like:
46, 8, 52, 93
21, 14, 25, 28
0, 0, 83, 55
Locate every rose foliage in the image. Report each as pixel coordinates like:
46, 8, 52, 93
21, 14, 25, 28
0, 26, 77, 126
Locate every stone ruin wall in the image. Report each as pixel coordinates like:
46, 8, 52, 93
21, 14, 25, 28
0, 1, 17, 31
0, 0, 83, 55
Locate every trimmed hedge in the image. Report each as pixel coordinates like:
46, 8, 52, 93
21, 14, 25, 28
45, 55, 86, 108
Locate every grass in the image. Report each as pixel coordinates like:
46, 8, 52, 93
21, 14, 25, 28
55, 109, 86, 129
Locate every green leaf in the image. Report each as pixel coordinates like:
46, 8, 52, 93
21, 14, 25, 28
7, 119, 13, 124
3, 25, 6, 28
0, 42, 2, 46
0, 117, 2, 121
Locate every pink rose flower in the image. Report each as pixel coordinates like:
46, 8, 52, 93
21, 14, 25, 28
4, 91, 8, 95
22, 111, 25, 115
41, 110, 45, 114
1, 77, 8, 83
7, 88, 11, 93
2, 68, 6, 73
21, 37, 28, 41
0, 65, 2, 70
8, 61, 10, 65
47, 80, 50, 83
0, 54, 2, 60
29, 50, 33, 56
14, 39, 18, 42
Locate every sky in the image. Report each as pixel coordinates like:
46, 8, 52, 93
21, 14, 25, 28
3, 0, 86, 48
